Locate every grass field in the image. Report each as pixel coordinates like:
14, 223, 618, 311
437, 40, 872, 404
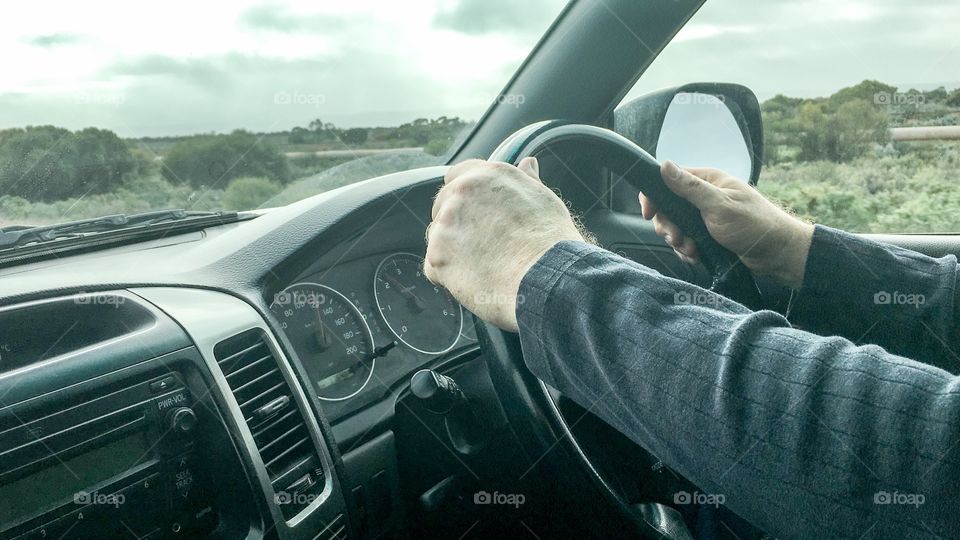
5, 144, 960, 234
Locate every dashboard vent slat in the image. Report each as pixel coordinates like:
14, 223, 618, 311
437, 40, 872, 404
214, 329, 325, 520
239, 381, 288, 418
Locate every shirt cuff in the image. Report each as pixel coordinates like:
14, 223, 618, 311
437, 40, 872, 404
515, 240, 600, 347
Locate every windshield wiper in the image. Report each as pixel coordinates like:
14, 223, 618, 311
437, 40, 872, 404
0, 209, 249, 250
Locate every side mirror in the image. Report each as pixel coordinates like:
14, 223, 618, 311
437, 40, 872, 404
614, 83, 763, 184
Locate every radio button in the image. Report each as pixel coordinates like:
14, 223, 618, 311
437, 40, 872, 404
149, 375, 180, 394
17, 522, 61, 540
116, 473, 163, 536
166, 407, 198, 435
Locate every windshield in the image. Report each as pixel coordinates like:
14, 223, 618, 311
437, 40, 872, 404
0, 0, 567, 226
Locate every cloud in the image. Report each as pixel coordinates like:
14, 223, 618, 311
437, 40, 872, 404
0, 45, 494, 136
434, 0, 565, 35
632, 0, 960, 100
238, 4, 349, 34
103, 55, 236, 91
3, 0, 959, 138
25, 33, 85, 47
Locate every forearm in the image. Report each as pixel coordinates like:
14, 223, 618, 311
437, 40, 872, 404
790, 225, 960, 371
517, 241, 959, 539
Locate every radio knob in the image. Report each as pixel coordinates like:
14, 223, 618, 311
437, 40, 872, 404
167, 406, 198, 434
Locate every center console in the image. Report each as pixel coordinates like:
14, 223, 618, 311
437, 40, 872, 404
0, 366, 215, 539
0, 289, 351, 540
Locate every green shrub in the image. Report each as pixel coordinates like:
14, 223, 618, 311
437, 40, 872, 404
0, 174, 223, 227
0, 126, 138, 201
423, 138, 450, 156
161, 130, 290, 189
759, 144, 960, 233
222, 177, 281, 210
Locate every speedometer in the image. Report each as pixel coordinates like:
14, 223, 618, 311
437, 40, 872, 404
374, 252, 463, 354
270, 283, 375, 401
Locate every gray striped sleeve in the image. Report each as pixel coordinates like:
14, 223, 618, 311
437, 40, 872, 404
790, 225, 960, 373
516, 239, 959, 539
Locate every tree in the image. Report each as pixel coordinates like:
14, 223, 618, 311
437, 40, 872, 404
0, 126, 136, 201
790, 100, 888, 163
828, 80, 897, 109
925, 86, 948, 103
288, 126, 310, 144
946, 89, 960, 108
396, 116, 468, 147
161, 130, 291, 188
341, 128, 368, 145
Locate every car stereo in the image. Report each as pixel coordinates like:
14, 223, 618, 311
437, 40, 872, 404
0, 370, 217, 539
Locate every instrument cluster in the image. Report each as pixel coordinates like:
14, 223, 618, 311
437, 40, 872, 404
269, 251, 477, 416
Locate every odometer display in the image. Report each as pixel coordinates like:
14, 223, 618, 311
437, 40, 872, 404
374, 253, 463, 355
270, 283, 375, 401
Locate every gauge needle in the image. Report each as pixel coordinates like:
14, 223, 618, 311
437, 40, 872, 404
313, 313, 334, 352
384, 273, 427, 312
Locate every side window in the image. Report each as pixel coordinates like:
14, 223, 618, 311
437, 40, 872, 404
621, 1, 960, 233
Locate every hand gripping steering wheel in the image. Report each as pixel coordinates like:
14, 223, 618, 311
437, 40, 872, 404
477, 121, 762, 538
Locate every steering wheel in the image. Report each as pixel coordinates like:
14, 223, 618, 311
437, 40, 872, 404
478, 121, 762, 538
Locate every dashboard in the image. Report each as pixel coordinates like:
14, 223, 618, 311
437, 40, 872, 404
0, 156, 716, 540
0, 153, 714, 540
0, 167, 469, 540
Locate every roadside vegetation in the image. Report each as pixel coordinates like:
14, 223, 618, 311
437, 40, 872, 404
756, 80, 960, 232
2, 81, 960, 232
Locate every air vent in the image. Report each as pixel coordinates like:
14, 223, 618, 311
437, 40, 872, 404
214, 329, 326, 520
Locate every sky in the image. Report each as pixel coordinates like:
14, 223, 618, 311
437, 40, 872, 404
1, 0, 958, 137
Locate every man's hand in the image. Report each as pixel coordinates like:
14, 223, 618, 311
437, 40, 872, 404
424, 158, 586, 332
641, 161, 814, 289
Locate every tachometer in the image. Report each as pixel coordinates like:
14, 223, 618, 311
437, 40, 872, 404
270, 283, 375, 401
374, 253, 463, 354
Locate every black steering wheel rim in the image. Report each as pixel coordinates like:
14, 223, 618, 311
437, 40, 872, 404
477, 121, 762, 537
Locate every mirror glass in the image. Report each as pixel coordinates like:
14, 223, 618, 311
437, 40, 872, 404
656, 93, 753, 181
